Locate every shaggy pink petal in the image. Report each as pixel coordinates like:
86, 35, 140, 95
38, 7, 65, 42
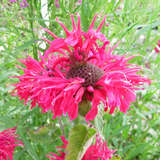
66, 87, 84, 120
88, 14, 98, 30
96, 16, 106, 32
85, 88, 107, 121
12, 56, 84, 120
41, 26, 58, 39
93, 53, 149, 114
0, 127, 23, 160
45, 39, 65, 55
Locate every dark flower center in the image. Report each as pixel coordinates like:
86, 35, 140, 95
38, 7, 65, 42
66, 63, 104, 87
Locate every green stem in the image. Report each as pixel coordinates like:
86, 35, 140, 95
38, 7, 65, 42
28, 0, 38, 60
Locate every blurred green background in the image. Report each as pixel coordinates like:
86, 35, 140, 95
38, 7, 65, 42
0, 0, 160, 159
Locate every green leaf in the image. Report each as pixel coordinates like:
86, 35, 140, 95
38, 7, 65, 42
65, 124, 96, 160
126, 143, 151, 160
81, 0, 90, 31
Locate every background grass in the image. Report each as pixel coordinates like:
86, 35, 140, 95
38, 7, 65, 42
0, 0, 160, 159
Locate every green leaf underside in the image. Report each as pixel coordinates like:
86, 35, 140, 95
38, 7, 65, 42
65, 124, 96, 160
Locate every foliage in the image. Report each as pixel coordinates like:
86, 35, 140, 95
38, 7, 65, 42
66, 124, 96, 160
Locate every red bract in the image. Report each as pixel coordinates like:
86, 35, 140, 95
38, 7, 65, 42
47, 136, 114, 160
0, 127, 23, 160
12, 15, 150, 121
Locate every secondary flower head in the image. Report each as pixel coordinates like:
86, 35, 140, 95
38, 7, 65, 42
0, 127, 23, 160
47, 136, 114, 160
12, 15, 150, 121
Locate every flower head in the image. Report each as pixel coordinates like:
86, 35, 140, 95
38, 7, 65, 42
0, 127, 23, 160
12, 15, 150, 121
47, 136, 114, 160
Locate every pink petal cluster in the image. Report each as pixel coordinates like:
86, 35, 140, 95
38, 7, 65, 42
12, 55, 84, 118
0, 127, 23, 160
154, 40, 160, 53
12, 15, 150, 121
47, 136, 114, 160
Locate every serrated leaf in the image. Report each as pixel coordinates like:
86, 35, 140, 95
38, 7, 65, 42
65, 124, 96, 160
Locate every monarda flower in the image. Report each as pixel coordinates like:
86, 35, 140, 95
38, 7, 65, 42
12, 15, 150, 121
0, 127, 23, 160
47, 136, 114, 160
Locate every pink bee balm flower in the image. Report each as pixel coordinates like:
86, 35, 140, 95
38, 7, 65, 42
154, 40, 160, 53
12, 15, 150, 121
47, 136, 114, 160
0, 127, 23, 160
